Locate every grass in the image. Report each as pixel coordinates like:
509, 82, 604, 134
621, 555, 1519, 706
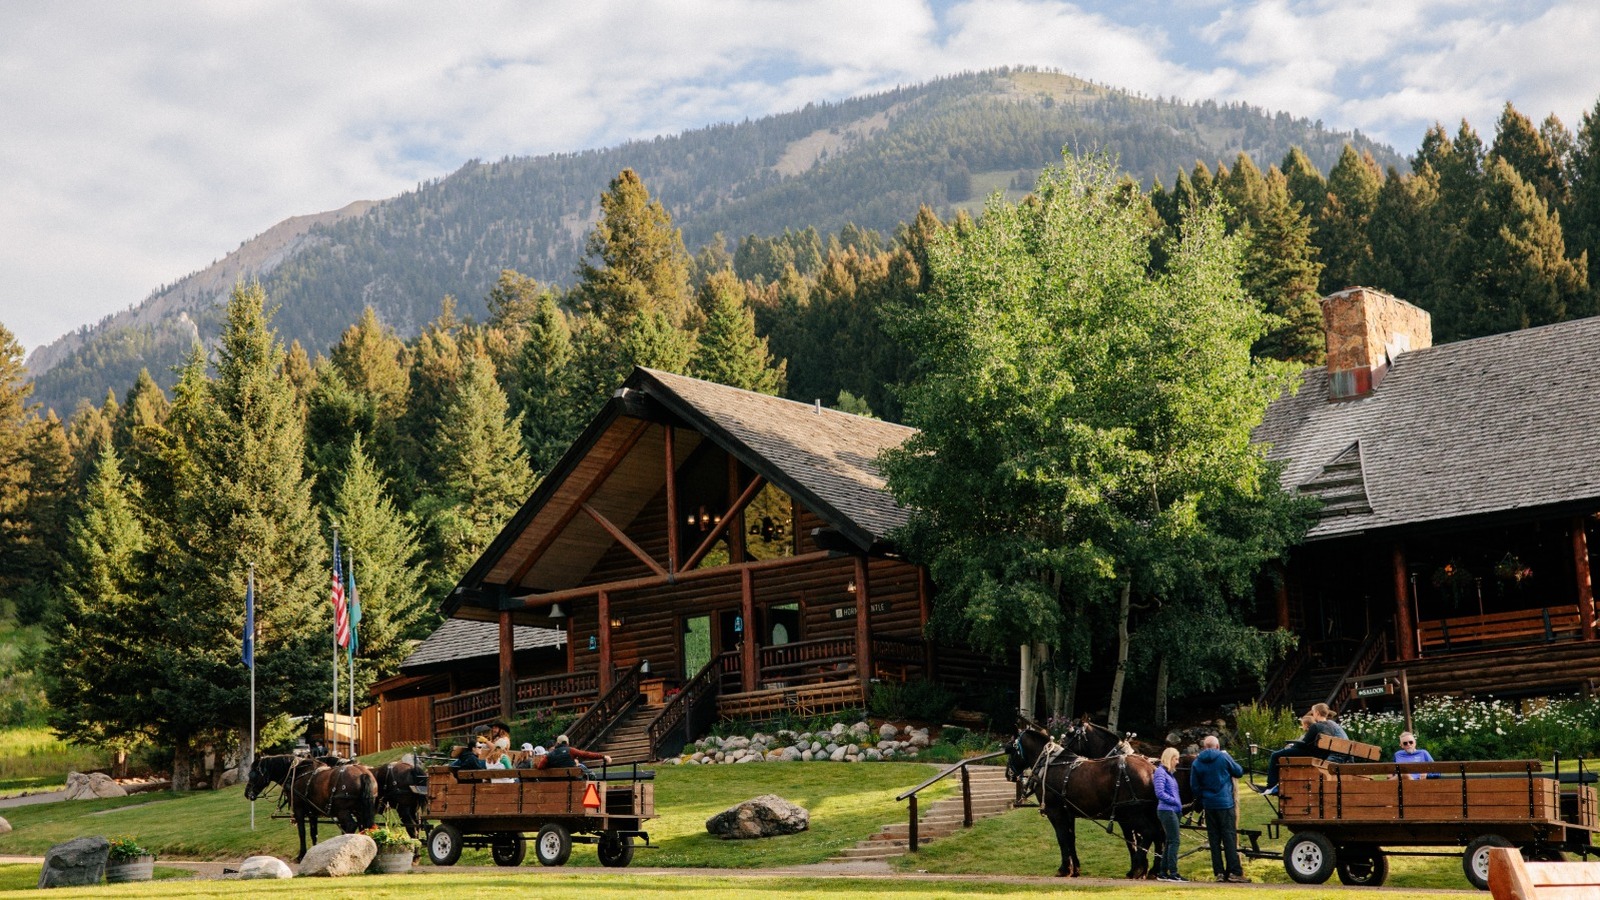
0, 727, 108, 796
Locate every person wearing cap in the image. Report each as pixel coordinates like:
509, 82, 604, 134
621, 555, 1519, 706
537, 734, 610, 773
513, 742, 544, 768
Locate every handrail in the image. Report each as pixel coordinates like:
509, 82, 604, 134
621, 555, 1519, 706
1259, 640, 1310, 710
894, 750, 1007, 853
646, 656, 722, 760
566, 663, 643, 751
1327, 629, 1386, 714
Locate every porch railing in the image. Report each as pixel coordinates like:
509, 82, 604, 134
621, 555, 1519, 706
565, 662, 643, 751
1327, 629, 1387, 714
646, 656, 722, 760
756, 637, 858, 685
431, 670, 599, 744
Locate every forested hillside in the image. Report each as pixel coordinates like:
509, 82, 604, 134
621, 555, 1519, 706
26, 67, 1397, 416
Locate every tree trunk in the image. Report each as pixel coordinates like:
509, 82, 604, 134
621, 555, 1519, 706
170, 738, 192, 792
112, 748, 128, 780
1018, 643, 1036, 721
1107, 581, 1132, 733
1153, 654, 1169, 730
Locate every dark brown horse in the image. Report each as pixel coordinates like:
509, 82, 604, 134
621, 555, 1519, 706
373, 760, 429, 838
1007, 723, 1163, 878
244, 754, 378, 861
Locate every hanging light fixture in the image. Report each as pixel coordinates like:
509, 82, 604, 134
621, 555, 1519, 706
547, 602, 567, 619
640, 659, 651, 675
846, 579, 858, 595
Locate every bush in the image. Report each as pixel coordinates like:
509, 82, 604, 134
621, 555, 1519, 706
1234, 701, 1304, 769
869, 679, 956, 722
512, 707, 578, 750
1342, 695, 1600, 761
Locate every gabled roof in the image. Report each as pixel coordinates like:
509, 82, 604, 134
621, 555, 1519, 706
444, 368, 914, 617
400, 617, 566, 672
1255, 315, 1600, 540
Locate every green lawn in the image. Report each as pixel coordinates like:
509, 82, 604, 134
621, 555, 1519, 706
0, 727, 107, 796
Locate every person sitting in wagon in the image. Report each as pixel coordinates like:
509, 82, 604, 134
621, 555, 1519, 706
449, 738, 490, 772
1261, 702, 1351, 795
537, 734, 611, 774
1393, 731, 1438, 779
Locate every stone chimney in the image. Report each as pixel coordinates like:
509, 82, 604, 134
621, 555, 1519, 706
1321, 287, 1432, 400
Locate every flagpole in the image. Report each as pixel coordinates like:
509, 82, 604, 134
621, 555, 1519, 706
347, 554, 355, 759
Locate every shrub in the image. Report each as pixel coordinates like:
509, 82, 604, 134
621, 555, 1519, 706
1342, 695, 1600, 761
1234, 701, 1303, 768
107, 836, 153, 863
869, 679, 956, 722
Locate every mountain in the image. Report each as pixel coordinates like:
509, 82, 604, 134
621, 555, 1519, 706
25, 67, 1400, 416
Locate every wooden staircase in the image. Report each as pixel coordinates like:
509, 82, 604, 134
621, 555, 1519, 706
831, 765, 1015, 861
591, 703, 660, 765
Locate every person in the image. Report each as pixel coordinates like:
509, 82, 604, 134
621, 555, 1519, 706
1394, 731, 1436, 778
450, 738, 489, 771
1262, 703, 1349, 795
309, 738, 327, 758
1153, 747, 1187, 883
488, 721, 512, 754
513, 743, 545, 769
1190, 734, 1250, 884
537, 734, 612, 774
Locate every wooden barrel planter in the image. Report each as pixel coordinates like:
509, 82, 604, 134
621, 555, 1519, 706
104, 856, 155, 883
373, 850, 413, 874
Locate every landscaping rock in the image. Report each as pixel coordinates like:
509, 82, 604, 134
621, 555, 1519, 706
38, 836, 108, 888
879, 723, 899, 739
705, 794, 810, 839
0, 816, 10, 834
297, 833, 376, 877
238, 856, 294, 879
62, 772, 127, 800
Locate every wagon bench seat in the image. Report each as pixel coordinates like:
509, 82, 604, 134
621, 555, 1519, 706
1488, 847, 1600, 899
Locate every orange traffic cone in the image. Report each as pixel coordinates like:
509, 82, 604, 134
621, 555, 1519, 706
582, 781, 601, 811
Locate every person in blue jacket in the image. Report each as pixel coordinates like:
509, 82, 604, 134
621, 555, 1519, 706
1190, 734, 1251, 883
1152, 747, 1188, 882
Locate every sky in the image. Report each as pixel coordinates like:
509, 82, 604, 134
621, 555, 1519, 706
3, 1, 1597, 356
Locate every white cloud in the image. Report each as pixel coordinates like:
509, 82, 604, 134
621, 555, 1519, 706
1, 1, 1596, 355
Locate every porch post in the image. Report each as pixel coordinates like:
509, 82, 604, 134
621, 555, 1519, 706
855, 555, 873, 704
1574, 516, 1595, 641
1392, 543, 1415, 661
1274, 561, 1291, 630
741, 568, 758, 692
498, 610, 516, 723
598, 590, 613, 693
565, 611, 575, 673
665, 426, 679, 575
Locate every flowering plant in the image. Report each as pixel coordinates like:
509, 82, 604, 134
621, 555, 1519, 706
107, 836, 154, 863
363, 825, 421, 854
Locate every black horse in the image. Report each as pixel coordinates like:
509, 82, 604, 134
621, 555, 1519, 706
1007, 723, 1163, 878
244, 754, 378, 861
374, 760, 429, 838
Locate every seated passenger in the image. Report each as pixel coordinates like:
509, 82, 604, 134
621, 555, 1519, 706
1393, 731, 1437, 779
450, 739, 490, 771
1262, 703, 1349, 795
536, 734, 612, 774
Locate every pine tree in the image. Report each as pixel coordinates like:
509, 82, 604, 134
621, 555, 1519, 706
692, 270, 786, 394
45, 442, 156, 759
511, 292, 586, 477
1569, 97, 1600, 295
573, 169, 695, 329
1246, 171, 1326, 364
1279, 146, 1327, 223
330, 307, 410, 423
0, 323, 36, 603
1316, 147, 1382, 293
1364, 166, 1441, 300
1490, 102, 1569, 213
331, 435, 430, 692
401, 299, 470, 490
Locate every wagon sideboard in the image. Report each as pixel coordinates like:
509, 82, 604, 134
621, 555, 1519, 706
1277, 758, 1600, 845
426, 766, 655, 830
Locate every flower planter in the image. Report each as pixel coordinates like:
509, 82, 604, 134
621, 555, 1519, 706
373, 849, 413, 874
105, 856, 155, 883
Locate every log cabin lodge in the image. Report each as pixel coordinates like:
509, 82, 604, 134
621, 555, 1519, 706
364, 287, 1600, 756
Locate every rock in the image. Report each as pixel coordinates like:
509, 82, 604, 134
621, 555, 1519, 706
238, 856, 295, 879
829, 746, 848, 762
883, 748, 896, 759
863, 747, 883, 761
217, 769, 241, 788
779, 747, 802, 762
62, 772, 128, 800
879, 723, 899, 739
830, 723, 846, 736
0, 816, 10, 834
801, 750, 813, 761
705, 794, 810, 839
908, 730, 931, 748
297, 833, 377, 877
38, 836, 109, 888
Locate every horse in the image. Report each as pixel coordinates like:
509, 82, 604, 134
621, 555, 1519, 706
244, 754, 379, 861
1007, 723, 1163, 879
1060, 716, 1131, 759
373, 760, 429, 838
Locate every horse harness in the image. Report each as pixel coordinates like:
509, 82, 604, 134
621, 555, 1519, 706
1023, 736, 1149, 844
273, 757, 359, 823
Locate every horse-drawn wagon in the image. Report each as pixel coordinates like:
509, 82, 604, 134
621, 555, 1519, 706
1261, 735, 1599, 890
422, 764, 655, 868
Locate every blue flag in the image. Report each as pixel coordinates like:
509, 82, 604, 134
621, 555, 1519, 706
243, 570, 255, 668
347, 563, 361, 658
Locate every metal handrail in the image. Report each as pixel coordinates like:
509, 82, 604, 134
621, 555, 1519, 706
894, 750, 1007, 853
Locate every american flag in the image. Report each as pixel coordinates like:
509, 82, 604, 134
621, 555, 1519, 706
332, 535, 349, 649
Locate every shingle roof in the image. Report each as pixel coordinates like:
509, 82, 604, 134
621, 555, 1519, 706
639, 369, 916, 544
1255, 316, 1600, 540
401, 617, 566, 670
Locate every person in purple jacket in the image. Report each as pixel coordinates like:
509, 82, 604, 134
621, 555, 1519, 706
1153, 747, 1188, 882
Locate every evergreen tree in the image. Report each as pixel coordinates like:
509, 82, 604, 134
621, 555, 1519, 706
1279, 146, 1327, 222
44, 442, 156, 760
511, 292, 585, 477
330, 307, 410, 424
0, 323, 37, 605
1491, 102, 1569, 213
331, 434, 431, 691
1364, 166, 1441, 300
420, 354, 536, 592
1246, 171, 1326, 364
573, 168, 695, 329
1316, 146, 1382, 293
401, 299, 470, 490
18, 411, 74, 622
1569, 97, 1600, 295
692, 270, 786, 394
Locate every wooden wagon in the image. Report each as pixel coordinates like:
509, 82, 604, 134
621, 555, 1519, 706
1268, 737, 1598, 890
422, 765, 655, 868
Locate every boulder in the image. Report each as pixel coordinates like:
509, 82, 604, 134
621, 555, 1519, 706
0, 816, 10, 834
879, 723, 899, 740
62, 772, 128, 800
705, 794, 810, 839
38, 836, 109, 888
238, 856, 295, 879
297, 833, 376, 877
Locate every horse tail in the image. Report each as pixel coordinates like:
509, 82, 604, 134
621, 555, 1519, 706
359, 772, 378, 829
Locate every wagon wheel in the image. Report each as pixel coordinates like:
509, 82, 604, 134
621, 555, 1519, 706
1283, 831, 1336, 885
1522, 844, 1566, 862
598, 832, 635, 868
491, 832, 527, 867
1463, 833, 1512, 891
1335, 843, 1388, 887
535, 822, 572, 867
426, 823, 463, 866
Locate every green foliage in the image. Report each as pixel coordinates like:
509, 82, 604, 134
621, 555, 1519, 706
106, 836, 153, 863
1343, 695, 1600, 761
1232, 702, 1304, 770
362, 824, 421, 854
510, 707, 579, 751
868, 679, 957, 722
